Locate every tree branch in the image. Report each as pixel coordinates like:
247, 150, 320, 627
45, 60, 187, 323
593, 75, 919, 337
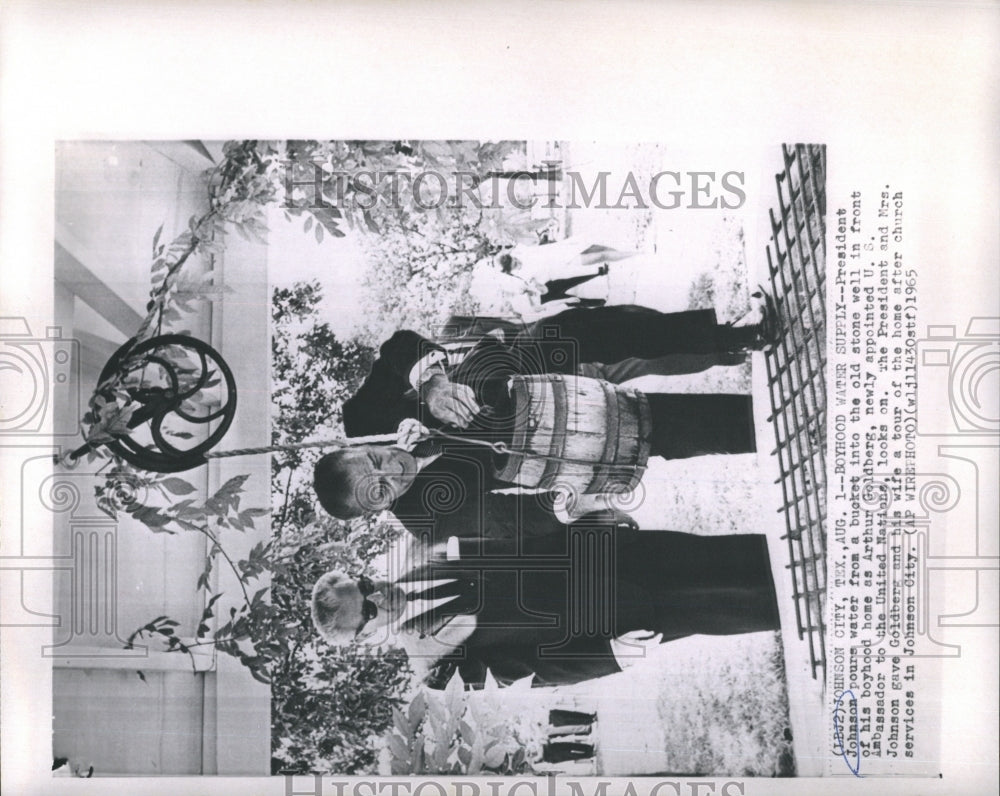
194, 522, 253, 608
276, 468, 295, 535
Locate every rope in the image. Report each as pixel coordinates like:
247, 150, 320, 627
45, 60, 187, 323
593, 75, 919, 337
427, 429, 645, 471
203, 429, 642, 471
203, 433, 397, 459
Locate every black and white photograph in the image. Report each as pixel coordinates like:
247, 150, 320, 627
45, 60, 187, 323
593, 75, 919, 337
1, 3, 997, 796
41, 139, 826, 777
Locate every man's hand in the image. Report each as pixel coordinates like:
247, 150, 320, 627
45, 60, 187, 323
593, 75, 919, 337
421, 373, 480, 429
396, 418, 431, 452
394, 615, 477, 680
610, 630, 664, 670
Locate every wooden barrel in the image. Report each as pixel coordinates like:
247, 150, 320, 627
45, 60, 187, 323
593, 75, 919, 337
493, 374, 652, 494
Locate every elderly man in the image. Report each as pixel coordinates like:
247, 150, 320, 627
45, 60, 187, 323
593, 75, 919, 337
310, 518, 781, 689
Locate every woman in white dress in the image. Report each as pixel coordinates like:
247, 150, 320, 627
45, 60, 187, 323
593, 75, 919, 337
468, 236, 624, 320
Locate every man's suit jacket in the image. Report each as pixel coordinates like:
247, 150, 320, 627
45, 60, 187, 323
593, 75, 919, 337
389, 442, 565, 548
401, 523, 625, 689
402, 523, 781, 689
343, 330, 445, 439
342, 306, 723, 437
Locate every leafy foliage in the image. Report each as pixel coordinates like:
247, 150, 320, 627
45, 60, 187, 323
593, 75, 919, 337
71, 139, 551, 775
280, 139, 547, 344
96, 275, 410, 773
76, 139, 535, 453
268, 280, 415, 773
357, 201, 489, 342
268, 512, 410, 775
65, 140, 405, 753
76, 141, 282, 457
273, 645, 412, 775
281, 140, 520, 240
99, 465, 274, 683
270, 280, 375, 531
384, 670, 536, 776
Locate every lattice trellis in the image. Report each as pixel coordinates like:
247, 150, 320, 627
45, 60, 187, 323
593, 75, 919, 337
764, 144, 828, 680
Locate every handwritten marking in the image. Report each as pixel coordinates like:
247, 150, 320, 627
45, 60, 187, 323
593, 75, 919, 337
834, 689, 862, 777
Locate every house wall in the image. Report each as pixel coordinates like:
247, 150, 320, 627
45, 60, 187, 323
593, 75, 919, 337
51, 141, 271, 775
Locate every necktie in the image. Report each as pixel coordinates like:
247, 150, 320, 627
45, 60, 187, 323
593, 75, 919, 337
406, 577, 476, 602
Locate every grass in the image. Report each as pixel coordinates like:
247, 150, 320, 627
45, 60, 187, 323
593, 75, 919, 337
654, 632, 795, 776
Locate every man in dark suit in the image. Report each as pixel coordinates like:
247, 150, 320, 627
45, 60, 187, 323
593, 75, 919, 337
313, 430, 568, 547
316, 368, 759, 540
310, 517, 781, 689
342, 304, 770, 437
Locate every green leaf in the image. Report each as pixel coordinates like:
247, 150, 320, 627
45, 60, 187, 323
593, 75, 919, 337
389, 760, 409, 776
412, 734, 425, 772
249, 665, 271, 685
459, 720, 475, 743
483, 743, 506, 770
445, 668, 466, 718
392, 707, 409, 738
387, 732, 409, 763
152, 223, 164, 256
426, 692, 447, 725
132, 506, 174, 532
407, 691, 427, 730
362, 209, 381, 233
468, 733, 484, 775
161, 477, 197, 495
213, 474, 250, 502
